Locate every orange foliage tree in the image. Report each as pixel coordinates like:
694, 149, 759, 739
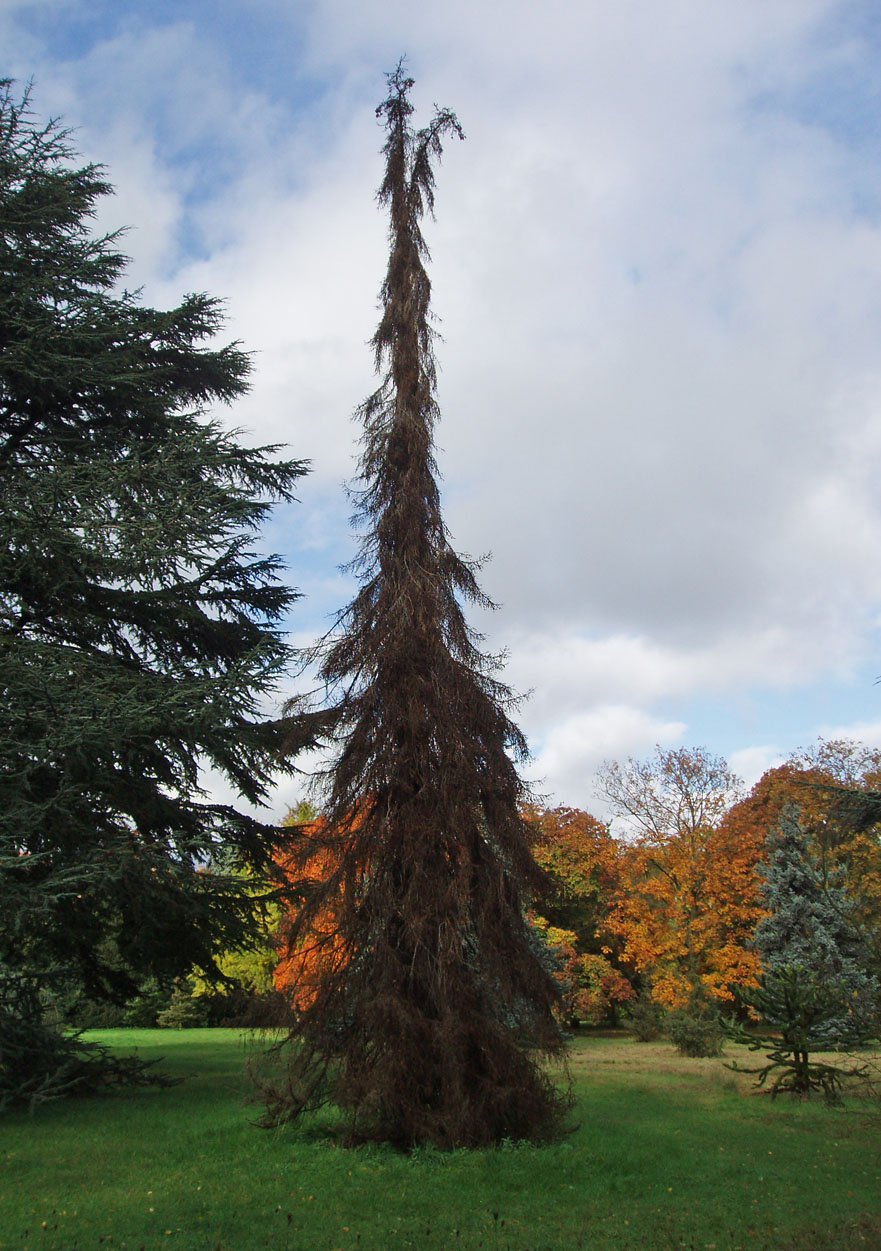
598, 746, 761, 1006
274, 740, 881, 1033
276, 803, 634, 1028
524, 805, 633, 1025
272, 807, 356, 1015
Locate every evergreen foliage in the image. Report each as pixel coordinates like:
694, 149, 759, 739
0, 965, 174, 1111
622, 988, 667, 1042
262, 65, 569, 1148
667, 986, 724, 1058
155, 983, 210, 1030
726, 805, 878, 1098
0, 81, 313, 1101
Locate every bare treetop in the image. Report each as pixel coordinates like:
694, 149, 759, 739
598, 745, 743, 841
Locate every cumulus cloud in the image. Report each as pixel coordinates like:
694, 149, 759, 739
813, 718, 881, 751
7, 0, 881, 812
727, 745, 787, 790
526, 706, 687, 814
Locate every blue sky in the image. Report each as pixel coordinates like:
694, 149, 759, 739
7, 0, 881, 820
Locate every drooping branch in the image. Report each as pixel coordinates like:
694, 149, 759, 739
262, 66, 569, 1148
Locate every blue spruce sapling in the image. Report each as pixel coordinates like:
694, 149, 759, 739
727, 804, 878, 1098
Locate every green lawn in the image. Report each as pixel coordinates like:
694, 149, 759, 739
1, 1030, 880, 1250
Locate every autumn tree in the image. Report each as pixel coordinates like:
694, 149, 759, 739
272, 808, 351, 1015
524, 805, 633, 1026
0, 81, 313, 1106
260, 66, 568, 1148
599, 744, 739, 839
598, 746, 756, 1005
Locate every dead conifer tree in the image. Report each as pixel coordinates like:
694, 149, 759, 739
264, 64, 569, 1148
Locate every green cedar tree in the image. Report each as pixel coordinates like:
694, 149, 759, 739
0, 81, 314, 1103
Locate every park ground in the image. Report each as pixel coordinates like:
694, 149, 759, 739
1, 1030, 880, 1250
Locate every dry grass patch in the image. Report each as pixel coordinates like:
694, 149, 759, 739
571, 1030, 881, 1102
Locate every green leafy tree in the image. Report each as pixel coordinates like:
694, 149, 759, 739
524, 805, 633, 1027
0, 81, 314, 1104
727, 806, 878, 1099
261, 65, 569, 1148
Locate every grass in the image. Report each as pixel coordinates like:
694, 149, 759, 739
1, 1029, 880, 1249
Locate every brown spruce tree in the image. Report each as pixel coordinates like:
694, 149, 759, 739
264, 64, 569, 1148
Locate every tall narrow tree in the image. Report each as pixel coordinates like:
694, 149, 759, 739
265, 65, 568, 1148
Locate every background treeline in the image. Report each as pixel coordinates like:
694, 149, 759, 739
83, 738, 881, 1043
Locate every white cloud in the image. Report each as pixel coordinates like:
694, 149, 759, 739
527, 705, 687, 814
812, 718, 881, 752
9, 0, 881, 815
727, 745, 787, 790
502, 624, 866, 736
